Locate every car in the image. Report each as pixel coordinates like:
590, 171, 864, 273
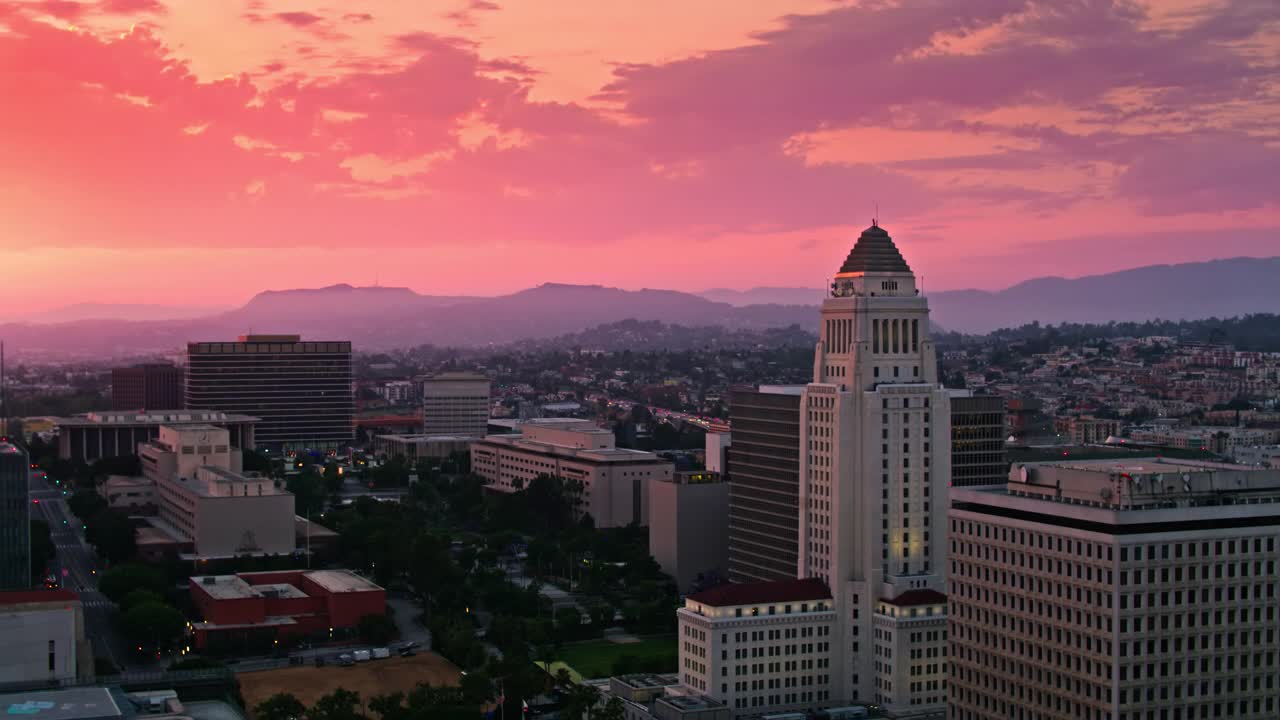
353, 650, 371, 662
399, 649, 416, 658
372, 648, 390, 660
337, 654, 354, 667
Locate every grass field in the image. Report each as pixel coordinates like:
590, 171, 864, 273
238, 652, 461, 717
556, 636, 676, 679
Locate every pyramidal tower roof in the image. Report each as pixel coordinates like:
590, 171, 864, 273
836, 222, 912, 275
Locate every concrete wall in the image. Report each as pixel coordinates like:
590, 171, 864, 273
195, 494, 296, 557
650, 479, 729, 592
0, 604, 84, 684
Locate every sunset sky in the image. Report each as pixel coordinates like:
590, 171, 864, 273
1, 0, 1278, 313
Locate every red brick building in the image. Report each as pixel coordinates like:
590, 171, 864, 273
189, 569, 385, 649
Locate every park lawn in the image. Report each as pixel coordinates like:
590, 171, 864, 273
556, 636, 676, 679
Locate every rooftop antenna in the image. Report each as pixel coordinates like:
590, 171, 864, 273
874, 201, 879, 227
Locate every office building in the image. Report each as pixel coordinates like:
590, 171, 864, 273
98, 475, 157, 514
471, 419, 672, 527
705, 429, 731, 474
54, 410, 257, 463
189, 569, 384, 650
676, 578, 837, 716
377, 380, 419, 405
142, 425, 294, 558
186, 335, 353, 450
1061, 415, 1122, 445
649, 471, 729, 592
949, 393, 1007, 487
371, 434, 473, 463
1, 441, 30, 590
110, 363, 183, 411
798, 223, 951, 715
422, 372, 491, 437
0, 589, 93, 683
948, 458, 1280, 720
726, 386, 803, 584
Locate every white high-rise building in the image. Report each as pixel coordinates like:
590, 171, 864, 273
422, 372, 491, 437
799, 223, 951, 716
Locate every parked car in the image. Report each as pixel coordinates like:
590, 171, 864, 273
337, 654, 354, 667
399, 648, 416, 658
353, 649, 372, 662
372, 648, 390, 660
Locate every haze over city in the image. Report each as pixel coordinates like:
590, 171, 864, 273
2, 0, 1278, 313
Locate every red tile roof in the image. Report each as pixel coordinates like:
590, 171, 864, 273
687, 578, 831, 607
0, 589, 80, 606
881, 589, 946, 607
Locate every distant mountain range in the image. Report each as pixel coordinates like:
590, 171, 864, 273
25, 302, 231, 324
4, 256, 1278, 357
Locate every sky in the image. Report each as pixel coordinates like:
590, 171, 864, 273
1, 0, 1278, 312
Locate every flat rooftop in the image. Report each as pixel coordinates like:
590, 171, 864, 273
59, 410, 258, 427
0, 688, 122, 720
477, 433, 668, 464
658, 694, 729, 711
613, 674, 679, 690
191, 575, 259, 600
375, 434, 476, 442
303, 569, 383, 594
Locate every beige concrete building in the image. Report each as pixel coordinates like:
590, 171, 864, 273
0, 589, 93, 684
143, 425, 295, 558
948, 458, 1280, 720
799, 224, 951, 717
472, 419, 672, 527
1064, 416, 1121, 445
99, 475, 157, 513
422, 372, 491, 437
676, 578, 837, 717
649, 471, 729, 592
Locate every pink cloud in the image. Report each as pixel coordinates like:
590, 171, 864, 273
0, 0, 1276, 311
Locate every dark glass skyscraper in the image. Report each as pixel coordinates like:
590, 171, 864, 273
112, 362, 184, 410
950, 393, 1007, 487
0, 441, 30, 590
185, 335, 353, 450
725, 386, 802, 584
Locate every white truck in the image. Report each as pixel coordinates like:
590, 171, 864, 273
353, 649, 372, 662
372, 647, 391, 659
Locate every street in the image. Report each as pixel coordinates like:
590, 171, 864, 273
28, 471, 150, 673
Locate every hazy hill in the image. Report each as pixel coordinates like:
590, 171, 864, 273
5, 256, 1278, 357
24, 302, 230, 324
699, 287, 826, 306
929, 256, 1280, 333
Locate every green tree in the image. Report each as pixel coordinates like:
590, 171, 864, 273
118, 601, 186, 650
357, 613, 397, 645
67, 489, 107, 521
306, 689, 366, 720
84, 509, 136, 564
366, 693, 407, 720
118, 589, 165, 613
99, 563, 167, 602
596, 698, 625, 720
254, 694, 307, 720
287, 470, 326, 516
